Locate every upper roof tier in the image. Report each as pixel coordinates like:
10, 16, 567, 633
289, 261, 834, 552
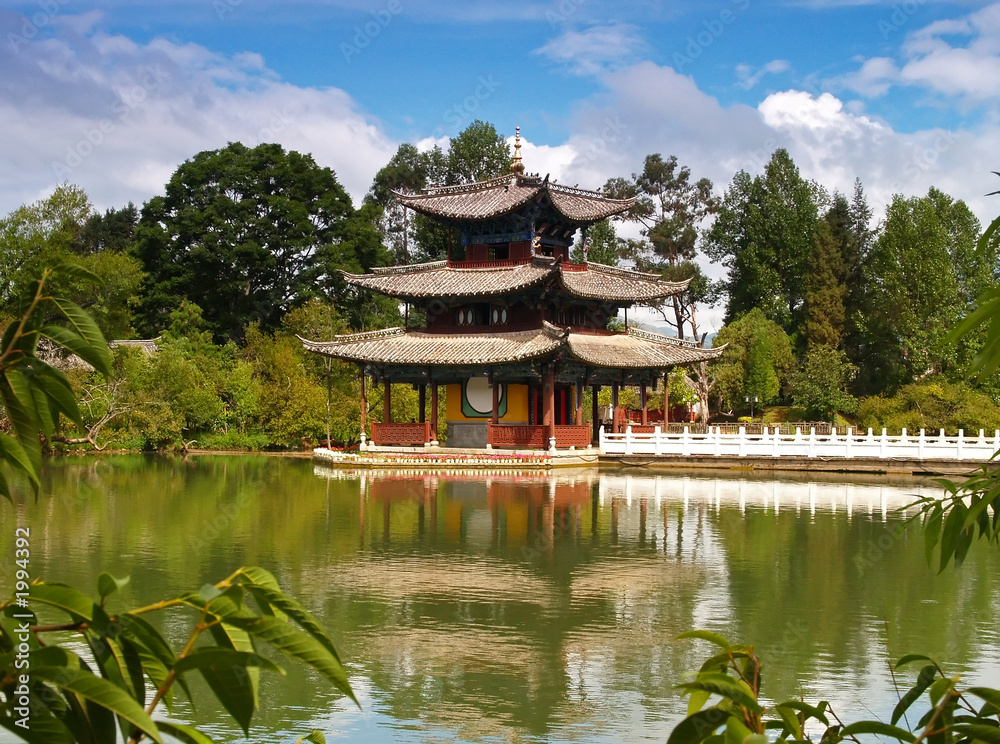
394, 172, 635, 224
342, 255, 689, 304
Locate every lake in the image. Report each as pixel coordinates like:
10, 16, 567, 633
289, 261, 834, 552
2, 455, 999, 742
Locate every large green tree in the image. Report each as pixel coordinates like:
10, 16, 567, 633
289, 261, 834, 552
710, 308, 794, 412
854, 187, 988, 394
604, 154, 718, 340
704, 149, 822, 336
133, 142, 388, 341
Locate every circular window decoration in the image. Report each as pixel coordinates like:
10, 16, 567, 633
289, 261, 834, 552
492, 308, 499, 324
501, 308, 508, 324
464, 377, 503, 416
458, 310, 466, 325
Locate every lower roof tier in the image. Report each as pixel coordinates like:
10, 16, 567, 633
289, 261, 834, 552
298, 322, 723, 370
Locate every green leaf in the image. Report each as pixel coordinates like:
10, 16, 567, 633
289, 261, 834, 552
774, 700, 830, 727
939, 502, 967, 572
896, 654, 939, 669
952, 724, 1000, 744
198, 661, 257, 736
774, 704, 804, 740
678, 672, 761, 714
687, 688, 712, 716
924, 505, 943, 566
119, 612, 190, 710
301, 731, 327, 744
929, 676, 953, 706
840, 721, 916, 742
29, 362, 84, 432
726, 718, 755, 744
967, 687, 1000, 713
892, 665, 938, 725
0, 702, 76, 743
155, 721, 222, 744
173, 647, 285, 676
48, 297, 111, 376
0, 431, 38, 492
97, 572, 130, 600
242, 583, 340, 660
223, 615, 356, 704
677, 630, 731, 649
29, 582, 96, 622
668, 707, 730, 744
31, 660, 162, 743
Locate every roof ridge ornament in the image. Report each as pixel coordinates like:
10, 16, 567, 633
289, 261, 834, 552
511, 126, 525, 175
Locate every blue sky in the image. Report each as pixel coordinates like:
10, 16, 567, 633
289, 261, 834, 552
1, 0, 998, 238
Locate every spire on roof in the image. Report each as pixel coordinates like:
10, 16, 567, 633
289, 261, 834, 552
511, 126, 525, 175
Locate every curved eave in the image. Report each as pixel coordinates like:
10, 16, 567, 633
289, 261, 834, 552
298, 323, 566, 366
340, 262, 554, 300
547, 187, 635, 223
567, 329, 726, 369
560, 263, 691, 302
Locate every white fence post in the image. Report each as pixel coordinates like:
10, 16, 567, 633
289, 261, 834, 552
958, 429, 964, 460
738, 426, 746, 457
918, 429, 925, 459
625, 425, 632, 456
682, 425, 691, 457
714, 426, 721, 457
846, 427, 853, 458
808, 427, 816, 458
880, 428, 887, 459
654, 426, 662, 456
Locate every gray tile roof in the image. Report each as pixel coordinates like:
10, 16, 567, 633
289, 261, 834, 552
566, 328, 725, 368
395, 174, 635, 222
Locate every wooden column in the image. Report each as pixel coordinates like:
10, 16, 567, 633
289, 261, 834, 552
359, 368, 367, 443
611, 382, 620, 433
641, 383, 648, 426
544, 367, 556, 447
575, 384, 584, 426
592, 384, 600, 444
430, 383, 439, 445
418, 383, 426, 423
664, 371, 670, 424
383, 379, 392, 423
491, 379, 500, 426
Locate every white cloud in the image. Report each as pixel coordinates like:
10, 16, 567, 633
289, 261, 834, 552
533, 24, 648, 76
0, 15, 396, 213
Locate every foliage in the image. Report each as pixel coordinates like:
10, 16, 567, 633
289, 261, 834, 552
570, 218, 622, 265
704, 149, 822, 335
855, 378, 1000, 435
132, 142, 389, 341
789, 345, 857, 421
0, 273, 355, 743
671, 631, 1000, 744
0, 268, 111, 499
802, 220, 846, 350
710, 309, 794, 411
604, 154, 718, 339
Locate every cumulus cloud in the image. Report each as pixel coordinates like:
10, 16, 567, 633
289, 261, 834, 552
0, 13, 396, 213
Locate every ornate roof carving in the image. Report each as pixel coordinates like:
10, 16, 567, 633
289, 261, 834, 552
394, 173, 635, 223
342, 256, 688, 303
566, 328, 725, 368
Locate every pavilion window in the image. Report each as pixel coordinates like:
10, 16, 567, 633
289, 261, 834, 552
488, 244, 509, 260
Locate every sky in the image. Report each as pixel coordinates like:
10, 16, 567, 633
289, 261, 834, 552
1, 0, 999, 331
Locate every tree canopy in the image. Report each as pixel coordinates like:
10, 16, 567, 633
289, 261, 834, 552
132, 142, 389, 341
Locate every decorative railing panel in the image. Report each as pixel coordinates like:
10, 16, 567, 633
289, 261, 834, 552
371, 422, 431, 446
489, 424, 547, 448
600, 425, 1000, 461
447, 258, 533, 269
554, 425, 592, 448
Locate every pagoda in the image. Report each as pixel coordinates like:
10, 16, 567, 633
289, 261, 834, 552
301, 129, 723, 450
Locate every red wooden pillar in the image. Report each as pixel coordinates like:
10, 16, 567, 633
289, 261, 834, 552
591, 384, 600, 444
611, 382, 620, 432
575, 384, 584, 426
383, 379, 392, 424
641, 383, 648, 426
430, 383, 439, 445
664, 371, 670, 424
544, 367, 556, 448
359, 369, 367, 444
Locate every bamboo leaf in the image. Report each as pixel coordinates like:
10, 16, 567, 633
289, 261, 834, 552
677, 630, 731, 649
97, 573, 130, 601
840, 721, 916, 742
48, 298, 111, 376
29, 582, 96, 622
892, 665, 938, 725
198, 662, 257, 736
896, 654, 939, 669
678, 672, 762, 714
155, 721, 222, 744
774, 704, 804, 740
667, 708, 729, 744
173, 647, 285, 676
952, 724, 1000, 744
222, 615, 356, 704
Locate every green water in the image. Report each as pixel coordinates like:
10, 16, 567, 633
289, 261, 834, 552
1, 455, 999, 742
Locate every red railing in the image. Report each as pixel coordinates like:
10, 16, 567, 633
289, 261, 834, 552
371, 422, 431, 446
488, 424, 548, 448
447, 257, 533, 269
554, 425, 591, 448
560, 261, 588, 272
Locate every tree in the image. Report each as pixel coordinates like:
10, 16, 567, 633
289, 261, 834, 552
710, 308, 794, 413
367, 143, 432, 264
570, 218, 621, 265
790, 345, 857, 421
132, 142, 389, 341
802, 220, 846, 350
704, 149, 822, 336
444, 120, 511, 185
855, 188, 986, 394
604, 154, 718, 340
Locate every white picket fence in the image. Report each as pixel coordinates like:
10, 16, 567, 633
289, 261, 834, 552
599, 425, 1000, 461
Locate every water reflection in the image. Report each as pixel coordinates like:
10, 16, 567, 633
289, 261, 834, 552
1, 457, 997, 743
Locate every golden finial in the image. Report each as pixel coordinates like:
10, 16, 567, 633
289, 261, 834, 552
511, 126, 525, 175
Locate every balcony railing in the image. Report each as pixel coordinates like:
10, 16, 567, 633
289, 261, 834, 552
371, 422, 432, 446
488, 423, 592, 449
